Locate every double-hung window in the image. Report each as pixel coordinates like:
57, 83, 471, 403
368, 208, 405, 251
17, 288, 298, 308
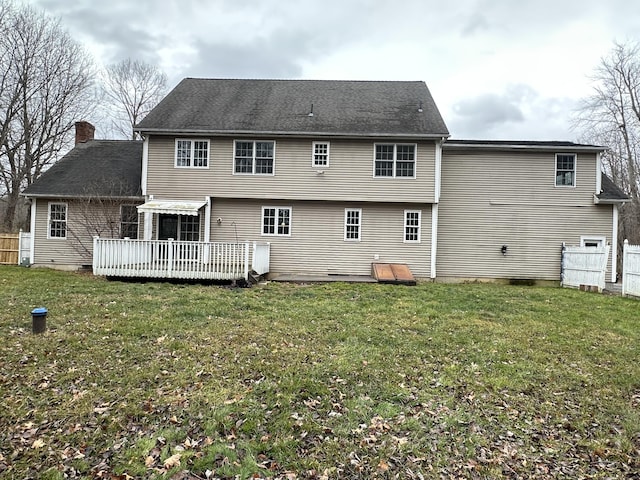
262, 207, 291, 236
344, 208, 361, 241
374, 144, 416, 178
120, 205, 139, 239
555, 153, 576, 187
404, 210, 421, 243
235, 141, 275, 174
48, 202, 67, 239
175, 139, 209, 167
313, 142, 330, 167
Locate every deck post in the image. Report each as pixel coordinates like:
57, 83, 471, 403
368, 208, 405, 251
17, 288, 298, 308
167, 239, 174, 276
92, 236, 99, 273
244, 241, 249, 280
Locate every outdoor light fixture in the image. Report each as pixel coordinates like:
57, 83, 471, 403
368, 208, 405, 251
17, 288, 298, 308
501, 245, 508, 256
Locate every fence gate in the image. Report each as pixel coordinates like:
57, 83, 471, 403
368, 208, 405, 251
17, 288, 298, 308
0, 233, 19, 265
561, 243, 610, 291
622, 240, 640, 297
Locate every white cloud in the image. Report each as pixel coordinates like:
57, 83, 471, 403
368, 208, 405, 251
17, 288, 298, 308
29, 0, 640, 140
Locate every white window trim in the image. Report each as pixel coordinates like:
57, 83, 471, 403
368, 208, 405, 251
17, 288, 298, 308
554, 153, 576, 188
174, 138, 210, 169
404, 209, 422, 243
261, 206, 291, 237
580, 235, 606, 247
47, 202, 67, 239
233, 140, 276, 176
373, 143, 418, 179
344, 208, 362, 242
312, 141, 330, 168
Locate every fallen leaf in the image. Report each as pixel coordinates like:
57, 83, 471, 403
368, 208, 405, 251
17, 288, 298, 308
163, 453, 181, 468
31, 439, 45, 449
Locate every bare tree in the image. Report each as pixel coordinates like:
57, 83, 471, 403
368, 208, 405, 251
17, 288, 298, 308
101, 58, 167, 140
66, 180, 140, 261
0, 2, 95, 231
574, 41, 640, 245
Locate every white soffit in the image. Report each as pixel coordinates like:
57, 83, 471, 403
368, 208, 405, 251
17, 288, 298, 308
137, 199, 206, 216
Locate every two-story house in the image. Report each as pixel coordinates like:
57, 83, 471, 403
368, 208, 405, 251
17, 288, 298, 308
21, 79, 627, 283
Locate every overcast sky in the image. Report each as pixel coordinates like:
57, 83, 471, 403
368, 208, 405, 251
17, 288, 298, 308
30, 0, 640, 141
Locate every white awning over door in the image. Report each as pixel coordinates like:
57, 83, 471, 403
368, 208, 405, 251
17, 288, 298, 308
137, 199, 206, 216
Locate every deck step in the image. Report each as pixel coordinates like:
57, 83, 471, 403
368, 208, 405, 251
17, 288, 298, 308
371, 263, 416, 285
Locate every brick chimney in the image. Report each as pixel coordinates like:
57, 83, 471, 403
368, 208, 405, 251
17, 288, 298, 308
75, 121, 95, 145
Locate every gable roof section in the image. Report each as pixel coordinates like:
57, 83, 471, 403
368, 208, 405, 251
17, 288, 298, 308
135, 79, 449, 138
22, 140, 143, 199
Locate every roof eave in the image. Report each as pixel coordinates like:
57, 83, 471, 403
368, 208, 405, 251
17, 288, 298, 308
443, 142, 606, 152
593, 194, 629, 205
21, 193, 145, 201
135, 127, 450, 140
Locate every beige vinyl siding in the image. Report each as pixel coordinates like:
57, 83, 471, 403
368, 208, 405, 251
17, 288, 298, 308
32, 198, 141, 269
146, 136, 436, 203
437, 149, 614, 280
210, 198, 433, 277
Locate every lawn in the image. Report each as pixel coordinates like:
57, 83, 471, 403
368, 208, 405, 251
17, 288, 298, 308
0, 266, 639, 479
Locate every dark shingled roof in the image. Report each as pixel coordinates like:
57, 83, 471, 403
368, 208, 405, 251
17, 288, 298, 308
598, 174, 629, 203
444, 139, 606, 150
135, 78, 449, 138
22, 140, 143, 198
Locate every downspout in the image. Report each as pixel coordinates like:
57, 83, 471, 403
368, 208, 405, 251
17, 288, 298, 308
611, 204, 619, 282
141, 136, 152, 240
204, 197, 211, 243
430, 138, 444, 279
29, 199, 36, 265
596, 151, 602, 194
141, 135, 149, 196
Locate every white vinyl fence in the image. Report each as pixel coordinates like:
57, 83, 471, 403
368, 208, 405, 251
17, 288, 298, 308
622, 240, 640, 297
19, 230, 31, 265
561, 244, 610, 291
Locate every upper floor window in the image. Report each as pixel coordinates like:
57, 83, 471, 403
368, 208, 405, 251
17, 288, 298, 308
344, 208, 361, 241
235, 140, 275, 175
48, 202, 67, 239
120, 205, 139, 239
175, 139, 209, 168
313, 142, 330, 167
262, 206, 291, 236
374, 144, 416, 178
404, 210, 421, 243
555, 153, 576, 187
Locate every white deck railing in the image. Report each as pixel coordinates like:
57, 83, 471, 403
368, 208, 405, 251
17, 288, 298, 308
93, 238, 254, 280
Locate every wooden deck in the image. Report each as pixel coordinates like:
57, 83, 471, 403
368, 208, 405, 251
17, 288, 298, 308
93, 238, 270, 281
